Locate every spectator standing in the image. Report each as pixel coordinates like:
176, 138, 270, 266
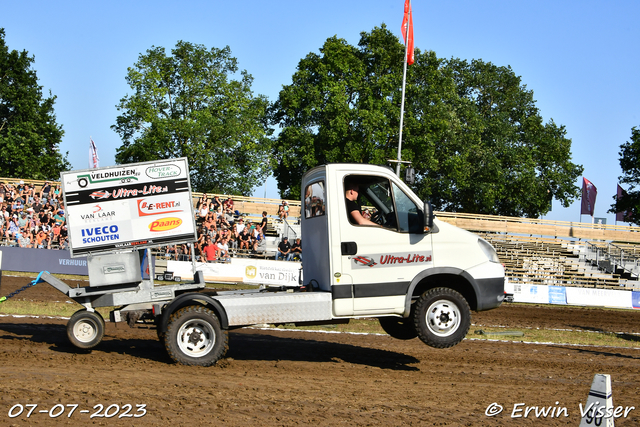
260, 211, 268, 232
276, 236, 292, 261
40, 181, 52, 201
202, 236, 218, 262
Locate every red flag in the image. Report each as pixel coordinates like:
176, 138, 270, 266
580, 177, 597, 216
401, 0, 414, 65
89, 137, 100, 169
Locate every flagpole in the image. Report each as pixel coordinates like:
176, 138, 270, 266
396, 0, 411, 177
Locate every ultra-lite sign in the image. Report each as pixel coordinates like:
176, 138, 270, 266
62, 158, 197, 257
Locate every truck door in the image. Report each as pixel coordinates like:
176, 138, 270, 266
336, 173, 432, 316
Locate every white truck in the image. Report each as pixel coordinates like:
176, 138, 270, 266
43, 161, 505, 366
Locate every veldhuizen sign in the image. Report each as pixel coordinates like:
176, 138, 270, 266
61, 158, 197, 257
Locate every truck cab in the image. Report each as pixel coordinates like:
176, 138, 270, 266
302, 163, 505, 346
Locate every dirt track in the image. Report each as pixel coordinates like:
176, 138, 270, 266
1, 274, 640, 426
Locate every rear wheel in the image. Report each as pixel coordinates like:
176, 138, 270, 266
67, 309, 105, 349
414, 288, 470, 348
165, 305, 228, 366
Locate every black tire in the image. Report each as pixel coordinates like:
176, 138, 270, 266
78, 177, 88, 188
378, 316, 418, 340
165, 305, 228, 366
414, 287, 470, 349
67, 309, 105, 349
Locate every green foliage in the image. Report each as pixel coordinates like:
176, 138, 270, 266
0, 28, 70, 180
112, 41, 271, 195
271, 25, 583, 217
609, 127, 640, 224
436, 59, 583, 216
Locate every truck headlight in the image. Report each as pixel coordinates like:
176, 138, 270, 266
478, 238, 500, 263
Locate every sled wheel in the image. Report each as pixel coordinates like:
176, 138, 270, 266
165, 305, 228, 366
67, 309, 105, 349
414, 287, 470, 348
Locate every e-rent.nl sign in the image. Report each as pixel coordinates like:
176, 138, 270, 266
62, 158, 197, 257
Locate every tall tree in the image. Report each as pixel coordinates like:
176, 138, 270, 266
609, 126, 640, 224
0, 28, 69, 179
271, 25, 583, 217
440, 59, 583, 216
113, 41, 271, 195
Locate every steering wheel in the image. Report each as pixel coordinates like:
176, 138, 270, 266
371, 210, 385, 225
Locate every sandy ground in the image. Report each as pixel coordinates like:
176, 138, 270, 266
1, 274, 640, 426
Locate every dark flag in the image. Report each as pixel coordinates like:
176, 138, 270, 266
616, 184, 629, 222
580, 177, 597, 216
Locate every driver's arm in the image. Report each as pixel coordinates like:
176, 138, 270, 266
349, 209, 379, 226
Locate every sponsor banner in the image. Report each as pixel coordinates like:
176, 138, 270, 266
506, 283, 550, 304
351, 251, 432, 269
632, 291, 640, 309
65, 179, 187, 205
548, 286, 567, 305
0, 246, 154, 277
565, 287, 633, 309
61, 158, 197, 257
166, 258, 301, 286
0, 246, 88, 275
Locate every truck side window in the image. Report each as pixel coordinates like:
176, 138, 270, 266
304, 181, 326, 218
344, 175, 422, 233
345, 175, 395, 228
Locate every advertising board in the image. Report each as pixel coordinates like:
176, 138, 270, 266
61, 158, 197, 257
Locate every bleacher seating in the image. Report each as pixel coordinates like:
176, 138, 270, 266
4, 176, 640, 290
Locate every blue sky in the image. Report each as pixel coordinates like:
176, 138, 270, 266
4, 1, 639, 224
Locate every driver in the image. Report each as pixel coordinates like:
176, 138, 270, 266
345, 179, 379, 226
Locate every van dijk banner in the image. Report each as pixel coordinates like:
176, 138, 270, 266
61, 158, 197, 257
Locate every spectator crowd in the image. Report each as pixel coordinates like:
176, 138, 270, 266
164, 195, 300, 263
0, 181, 301, 263
0, 180, 68, 249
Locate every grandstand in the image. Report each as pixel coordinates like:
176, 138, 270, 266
3, 177, 640, 292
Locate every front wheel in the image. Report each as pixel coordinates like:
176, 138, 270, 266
414, 288, 470, 348
67, 309, 105, 349
165, 305, 228, 366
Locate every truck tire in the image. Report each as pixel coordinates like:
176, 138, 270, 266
414, 287, 470, 348
378, 317, 418, 340
165, 305, 228, 366
67, 309, 105, 349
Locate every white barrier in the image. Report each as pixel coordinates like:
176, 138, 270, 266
505, 281, 640, 310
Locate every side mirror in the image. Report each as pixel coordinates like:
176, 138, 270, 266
405, 167, 415, 185
423, 200, 434, 232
